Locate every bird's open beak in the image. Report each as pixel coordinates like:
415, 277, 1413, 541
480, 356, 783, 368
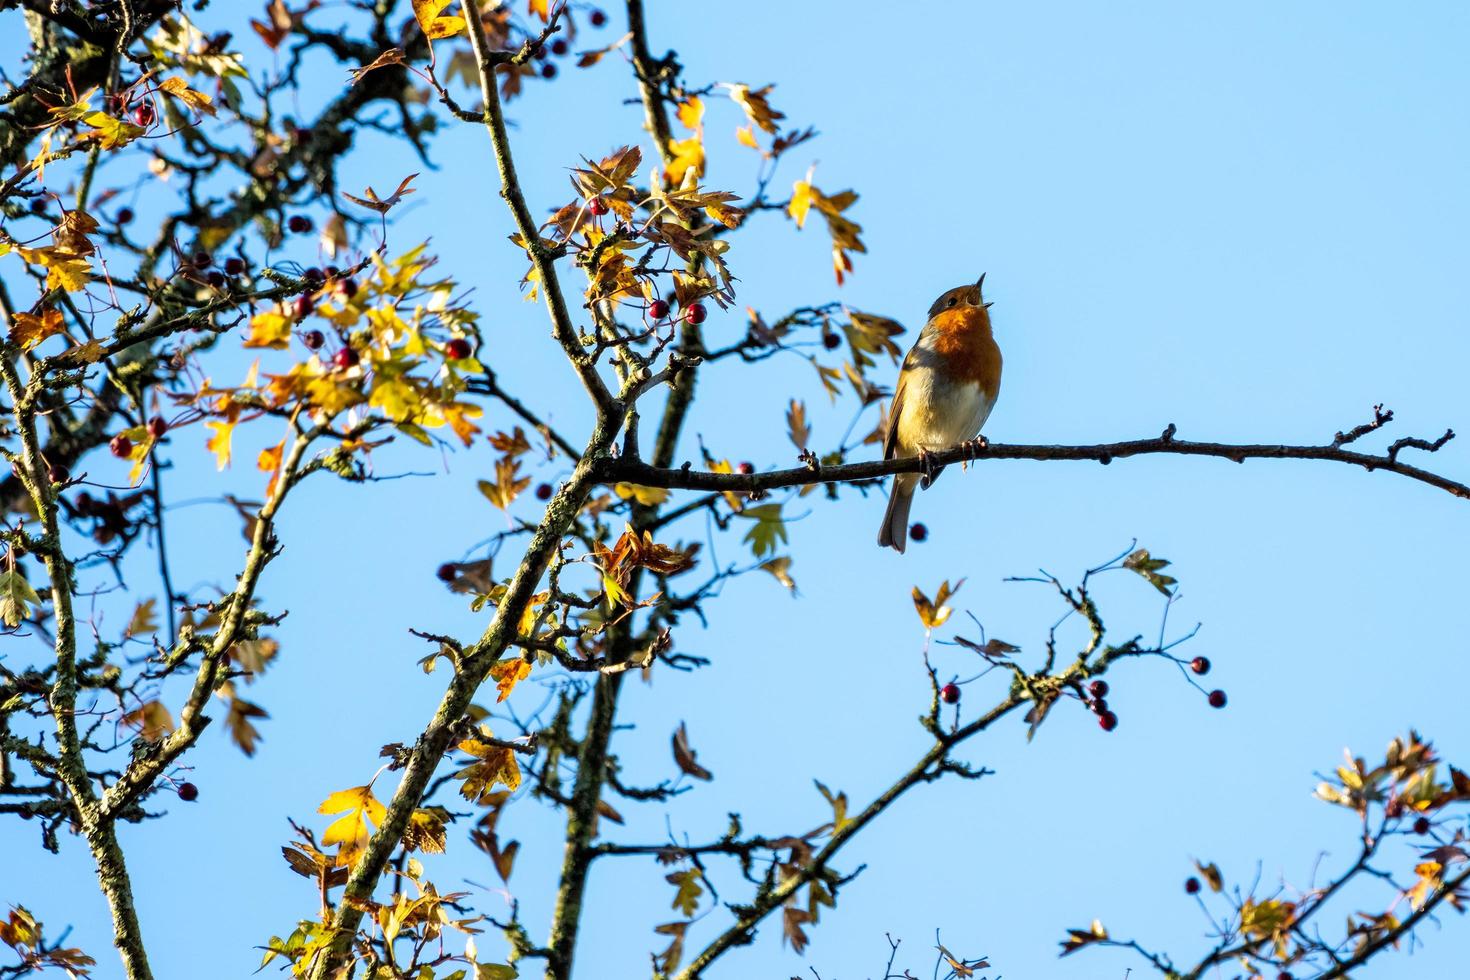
975, 272, 986, 291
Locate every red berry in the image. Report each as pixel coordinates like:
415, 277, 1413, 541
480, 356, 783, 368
1091, 698, 1108, 715
325, 264, 341, 278
1098, 710, 1118, 732
684, 302, 707, 325
589, 8, 607, 26
177, 782, 198, 802
333, 346, 360, 370
1207, 689, 1227, 709
648, 299, 669, 319
939, 683, 960, 704
1089, 680, 1109, 699
293, 294, 314, 318
302, 329, 325, 351
541, 62, 557, 79
822, 332, 841, 350
146, 416, 168, 439
908, 522, 928, 542
436, 562, 457, 583
116, 207, 135, 224
737, 461, 755, 475
1414, 816, 1431, 835
109, 434, 133, 458
224, 257, 245, 276
1190, 656, 1211, 675
588, 195, 609, 216
192, 250, 212, 268
1277, 973, 1294, 980
304, 266, 325, 283
1184, 877, 1201, 895
550, 38, 569, 56
206, 270, 226, 288
445, 337, 472, 360
48, 463, 70, 484
287, 214, 312, 234
335, 277, 358, 299
535, 483, 553, 501
132, 102, 155, 127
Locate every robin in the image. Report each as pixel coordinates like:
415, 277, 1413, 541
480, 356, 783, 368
877, 274, 1001, 552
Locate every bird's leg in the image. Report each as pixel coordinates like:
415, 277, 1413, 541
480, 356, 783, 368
959, 435, 990, 471
917, 447, 941, 489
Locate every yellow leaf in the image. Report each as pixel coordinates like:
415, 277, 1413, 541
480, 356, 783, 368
158, 76, 217, 116
369, 377, 422, 422
676, 97, 704, 131
788, 179, 814, 228
912, 579, 963, 630
410, 0, 466, 39
9, 308, 65, 350
478, 457, 531, 510
80, 111, 145, 149
258, 439, 285, 497
318, 785, 388, 867
243, 309, 291, 349
735, 124, 760, 150
403, 808, 447, 854
205, 420, 235, 469
455, 734, 522, 800
489, 658, 532, 703
612, 482, 669, 506
47, 257, 93, 292
665, 136, 704, 185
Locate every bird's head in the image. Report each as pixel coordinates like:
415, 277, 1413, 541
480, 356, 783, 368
926, 273, 992, 321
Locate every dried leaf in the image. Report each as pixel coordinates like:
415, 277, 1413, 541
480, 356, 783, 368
671, 722, 713, 781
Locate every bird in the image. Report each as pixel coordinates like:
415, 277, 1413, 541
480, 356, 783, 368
877, 274, 1002, 552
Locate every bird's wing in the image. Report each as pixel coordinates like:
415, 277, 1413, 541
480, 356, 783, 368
883, 352, 914, 461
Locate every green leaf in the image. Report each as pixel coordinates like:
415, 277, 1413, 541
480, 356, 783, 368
1123, 548, 1176, 596
666, 869, 703, 917
0, 569, 41, 627
739, 503, 787, 558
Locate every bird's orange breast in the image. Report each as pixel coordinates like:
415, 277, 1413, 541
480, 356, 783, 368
927, 307, 1002, 394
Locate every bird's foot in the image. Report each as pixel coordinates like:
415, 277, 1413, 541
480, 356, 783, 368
918, 448, 940, 489
959, 435, 990, 470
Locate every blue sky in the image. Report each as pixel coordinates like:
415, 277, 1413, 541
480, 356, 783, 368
6, 1, 1470, 978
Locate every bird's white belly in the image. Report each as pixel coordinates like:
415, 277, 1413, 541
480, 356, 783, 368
896, 366, 994, 453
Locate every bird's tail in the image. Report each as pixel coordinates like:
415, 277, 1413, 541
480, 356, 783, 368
877, 474, 918, 553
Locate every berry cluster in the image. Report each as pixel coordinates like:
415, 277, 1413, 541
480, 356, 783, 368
1087, 680, 1118, 731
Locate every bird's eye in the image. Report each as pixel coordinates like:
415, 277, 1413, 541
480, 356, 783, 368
946, 297, 957, 308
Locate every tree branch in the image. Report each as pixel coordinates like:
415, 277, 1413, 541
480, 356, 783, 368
600, 423, 1469, 500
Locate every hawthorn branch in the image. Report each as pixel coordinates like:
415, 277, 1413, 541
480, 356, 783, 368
458, 0, 614, 420
1313, 865, 1470, 980
600, 422, 1470, 501
1, 352, 154, 980
305, 7, 638, 972
98, 423, 316, 821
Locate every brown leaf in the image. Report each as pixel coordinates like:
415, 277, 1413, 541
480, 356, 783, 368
342, 173, 419, 214
672, 722, 713, 781
348, 47, 407, 85
786, 398, 809, 450
9, 307, 65, 351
